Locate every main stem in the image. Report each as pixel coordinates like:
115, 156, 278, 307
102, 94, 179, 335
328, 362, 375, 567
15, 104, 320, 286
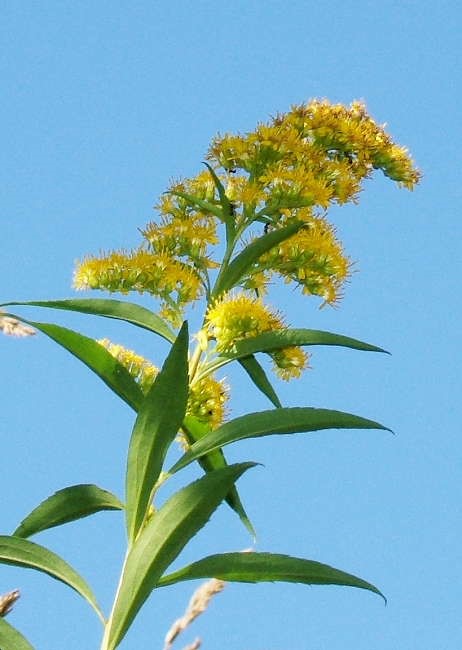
100, 549, 130, 650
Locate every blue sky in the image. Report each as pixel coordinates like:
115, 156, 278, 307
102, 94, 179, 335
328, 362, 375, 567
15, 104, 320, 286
1, 1, 461, 648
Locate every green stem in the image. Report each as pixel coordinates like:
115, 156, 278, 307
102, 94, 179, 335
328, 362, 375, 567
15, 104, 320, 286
210, 235, 237, 300
210, 212, 250, 296
100, 550, 130, 650
188, 340, 203, 383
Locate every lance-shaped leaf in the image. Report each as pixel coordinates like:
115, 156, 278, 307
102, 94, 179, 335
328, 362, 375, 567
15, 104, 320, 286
0, 618, 35, 650
199, 329, 386, 407
13, 485, 123, 539
201, 328, 388, 377
104, 462, 255, 650
3, 315, 144, 411
125, 322, 189, 544
157, 552, 384, 600
1, 299, 176, 343
238, 356, 282, 408
232, 328, 388, 355
170, 407, 389, 474
203, 162, 235, 239
0, 536, 104, 623
202, 163, 230, 211
182, 416, 256, 540
212, 220, 305, 297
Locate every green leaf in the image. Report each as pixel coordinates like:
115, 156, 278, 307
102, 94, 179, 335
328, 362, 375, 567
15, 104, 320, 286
157, 551, 384, 600
104, 463, 255, 650
202, 162, 229, 208
201, 328, 388, 377
0, 536, 104, 623
238, 356, 282, 408
212, 220, 305, 297
0, 618, 35, 650
125, 322, 189, 544
182, 416, 256, 540
168, 190, 224, 219
170, 407, 389, 474
203, 162, 235, 238
3, 315, 144, 411
13, 484, 123, 539
232, 328, 388, 356
0, 299, 176, 343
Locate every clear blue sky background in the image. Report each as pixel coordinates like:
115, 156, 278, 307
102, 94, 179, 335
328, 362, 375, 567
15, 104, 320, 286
1, 2, 460, 649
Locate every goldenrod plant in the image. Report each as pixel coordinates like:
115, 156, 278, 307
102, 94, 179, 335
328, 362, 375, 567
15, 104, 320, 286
0, 99, 420, 649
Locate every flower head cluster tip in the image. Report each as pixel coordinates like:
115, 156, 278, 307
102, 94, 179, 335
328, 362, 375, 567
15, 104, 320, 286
208, 99, 420, 198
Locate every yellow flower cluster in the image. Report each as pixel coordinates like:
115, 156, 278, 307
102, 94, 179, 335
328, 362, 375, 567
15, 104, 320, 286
74, 99, 420, 391
208, 99, 420, 206
270, 346, 309, 381
144, 171, 220, 269
73, 173, 224, 325
257, 211, 351, 304
142, 217, 217, 270
74, 99, 419, 324
74, 249, 202, 326
98, 338, 229, 429
203, 99, 419, 303
206, 293, 283, 351
98, 338, 159, 394
188, 376, 229, 430
205, 293, 309, 380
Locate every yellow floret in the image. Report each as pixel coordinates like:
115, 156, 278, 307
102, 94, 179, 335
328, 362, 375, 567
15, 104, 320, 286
270, 346, 310, 380
205, 293, 285, 352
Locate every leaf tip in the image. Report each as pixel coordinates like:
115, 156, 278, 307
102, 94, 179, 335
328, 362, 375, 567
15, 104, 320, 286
373, 585, 387, 604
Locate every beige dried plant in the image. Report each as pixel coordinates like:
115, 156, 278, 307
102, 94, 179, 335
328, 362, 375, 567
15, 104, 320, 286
163, 579, 226, 650
0, 314, 35, 337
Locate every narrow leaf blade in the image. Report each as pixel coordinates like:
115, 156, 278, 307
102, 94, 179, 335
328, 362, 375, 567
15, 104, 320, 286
157, 552, 384, 600
232, 328, 388, 356
202, 162, 235, 237
202, 162, 229, 207
238, 356, 282, 408
4, 315, 144, 411
105, 463, 255, 650
170, 407, 389, 474
212, 220, 305, 296
182, 416, 256, 539
0, 618, 35, 650
201, 328, 387, 377
0, 536, 104, 622
13, 484, 123, 539
125, 322, 189, 543
1, 299, 176, 343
